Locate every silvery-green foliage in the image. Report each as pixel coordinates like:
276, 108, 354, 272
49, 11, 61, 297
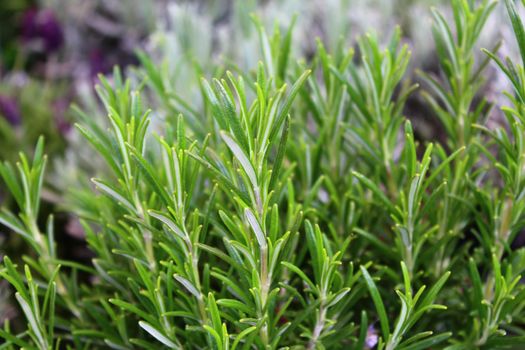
2, 1, 525, 349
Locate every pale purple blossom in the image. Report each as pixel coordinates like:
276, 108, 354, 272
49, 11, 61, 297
366, 325, 378, 349
0, 95, 21, 126
21, 8, 64, 53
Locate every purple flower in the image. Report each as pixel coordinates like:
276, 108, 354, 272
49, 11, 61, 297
20, 8, 39, 39
21, 8, 64, 53
365, 325, 378, 349
0, 95, 21, 126
89, 49, 110, 79
53, 98, 72, 135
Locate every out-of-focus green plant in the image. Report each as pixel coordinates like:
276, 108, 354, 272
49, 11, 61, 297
0, 79, 67, 165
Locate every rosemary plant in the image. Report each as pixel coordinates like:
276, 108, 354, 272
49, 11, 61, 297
2, 1, 525, 349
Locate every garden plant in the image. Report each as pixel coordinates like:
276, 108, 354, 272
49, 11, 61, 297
2, 0, 525, 349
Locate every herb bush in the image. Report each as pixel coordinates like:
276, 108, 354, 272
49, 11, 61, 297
2, 0, 525, 349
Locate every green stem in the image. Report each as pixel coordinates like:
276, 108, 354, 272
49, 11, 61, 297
259, 244, 270, 346
308, 295, 327, 350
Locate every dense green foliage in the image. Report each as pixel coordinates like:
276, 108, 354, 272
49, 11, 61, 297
2, 0, 525, 349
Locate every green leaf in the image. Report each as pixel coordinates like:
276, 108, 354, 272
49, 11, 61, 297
270, 70, 312, 142
0, 328, 31, 348
92, 178, 135, 213
129, 149, 171, 206
399, 332, 451, 350
0, 162, 23, 207
418, 271, 450, 310
138, 321, 178, 349
360, 265, 390, 341
505, 0, 525, 68
174, 274, 200, 298
277, 16, 296, 82
213, 79, 249, 152
245, 208, 266, 248
326, 288, 351, 308
281, 261, 316, 291
231, 326, 257, 350
15, 292, 47, 350
216, 299, 253, 315
353, 171, 396, 213
208, 292, 222, 333
221, 132, 257, 189
269, 116, 290, 191
356, 311, 368, 350
484, 335, 525, 348
149, 210, 187, 242
251, 15, 275, 77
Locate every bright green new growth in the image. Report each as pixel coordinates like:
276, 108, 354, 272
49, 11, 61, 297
2, 1, 525, 349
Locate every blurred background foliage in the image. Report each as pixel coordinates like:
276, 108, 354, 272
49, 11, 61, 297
0, 0, 512, 162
